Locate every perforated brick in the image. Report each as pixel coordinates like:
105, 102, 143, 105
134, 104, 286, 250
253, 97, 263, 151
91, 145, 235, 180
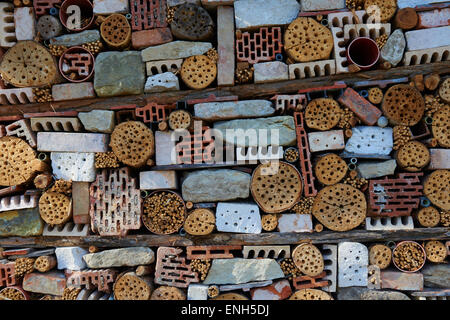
343, 24, 391, 41
294, 112, 317, 197
130, 0, 167, 31
328, 10, 367, 28
331, 27, 348, 74
403, 46, 450, 66
6, 119, 37, 148
135, 102, 176, 123
66, 269, 117, 293
186, 245, 242, 260
365, 216, 414, 230
51, 152, 96, 182
270, 94, 307, 114
338, 242, 368, 288
0, 88, 35, 105
175, 126, 215, 164
89, 168, 141, 236
33, 0, 62, 17
338, 87, 382, 125
236, 27, 283, 64
322, 244, 337, 292
0, 3, 16, 47
146, 59, 183, 76
293, 271, 329, 290
31, 117, 82, 132
216, 202, 262, 234
289, 60, 336, 79
308, 130, 345, 153
62, 53, 93, 78
43, 223, 90, 236
242, 246, 291, 259
155, 247, 199, 288
0, 194, 38, 213
368, 173, 423, 217
236, 145, 283, 165
0, 261, 16, 287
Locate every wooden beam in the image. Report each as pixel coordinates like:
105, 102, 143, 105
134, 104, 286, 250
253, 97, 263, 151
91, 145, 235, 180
0, 228, 448, 248
2, 61, 450, 118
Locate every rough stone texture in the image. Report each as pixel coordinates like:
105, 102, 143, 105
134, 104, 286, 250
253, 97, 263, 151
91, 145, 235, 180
78, 110, 115, 133
168, 0, 201, 5
216, 202, 262, 234
381, 29, 406, 67
93, 0, 129, 14
155, 131, 177, 165
51, 152, 96, 182
357, 160, 397, 179
182, 169, 251, 202
37, 132, 109, 152
213, 116, 296, 147
345, 126, 393, 156
250, 280, 292, 300
217, 6, 235, 86
398, 0, 448, 9
14, 7, 36, 41
187, 284, 209, 300
308, 130, 345, 152
144, 72, 180, 93
338, 242, 368, 288
254, 61, 289, 84
422, 264, 450, 289
23, 272, 66, 296
83, 247, 155, 268
72, 182, 90, 224
380, 271, 423, 291
203, 258, 285, 285
55, 247, 89, 270
277, 214, 313, 233
194, 100, 275, 121
94, 51, 145, 97
141, 41, 212, 61
428, 149, 450, 169
302, 0, 345, 11
338, 287, 410, 300
139, 170, 178, 190
405, 26, 450, 51
52, 82, 96, 101
234, 0, 300, 29
132, 28, 173, 49
49, 30, 101, 47
0, 208, 43, 237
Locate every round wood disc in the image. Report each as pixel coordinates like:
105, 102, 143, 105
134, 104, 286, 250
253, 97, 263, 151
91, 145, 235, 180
150, 286, 186, 300
424, 241, 447, 263
38, 191, 72, 225
184, 208, 215, 236
305, 98, 342, 131
396, 141, 430, 172
315, 153, 348, 185
110, 121, 155, 168
382, 85, 424, 126
368, 87, 383, 104
170, 3, 214, 41
250, 161, 303, 213
312, 183, 367, 231
0, 136, 37, 187
365, 0, 397, 23
424, 170, 450, 211
212, 293, 249, 300
292, 243, 324, 277
369, 244, 392, 269
439, 78, 450, 103
113, 272, 152, 300
261, 214, 278, 231
168, 110, 192, 130
416, 206, 440, 227
180, 55, 217, 90
0, 41, 58, 87
284, 17, 333, 62
289, 289, 333, 300
100, 14, 131, 49
432, 105, 450, 148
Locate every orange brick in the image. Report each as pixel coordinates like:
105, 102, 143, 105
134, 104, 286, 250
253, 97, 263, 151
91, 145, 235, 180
131, 28, 173, 50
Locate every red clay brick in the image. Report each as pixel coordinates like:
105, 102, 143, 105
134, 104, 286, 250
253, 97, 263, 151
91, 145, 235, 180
155, 247, 199, 288
131, 27, 173, 49
292, 271, 329, 290
186, 245, 242, 260
130, 0, 167, 31
33, 0, 62, 17
175, 126, 215, 164
66, 269, 117, 293
135, 102, 176, 123
236, 27, 283, 64
338, 87, 382, 126
0, 261, 16, 287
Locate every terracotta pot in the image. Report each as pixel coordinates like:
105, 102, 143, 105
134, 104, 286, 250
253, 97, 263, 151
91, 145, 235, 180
59, 0, 94, 32
392, 240, 427, 273
346, 37, 380, 70
59, 46, 95, 83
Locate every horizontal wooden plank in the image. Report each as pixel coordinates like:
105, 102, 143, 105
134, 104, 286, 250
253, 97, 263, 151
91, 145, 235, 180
0, 228, 448, 248
1, 61, 449, 118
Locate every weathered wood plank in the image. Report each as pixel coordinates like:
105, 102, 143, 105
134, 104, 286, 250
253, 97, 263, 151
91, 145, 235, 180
0, 228, 448, 248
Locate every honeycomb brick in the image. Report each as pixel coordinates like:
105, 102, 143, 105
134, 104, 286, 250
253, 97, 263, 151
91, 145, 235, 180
0, 261, 16, 287
338, 87, 382, 125
66, 269, 117, 293
365, 216, 414, 230
0, 88, 35, 105
288, 60, 336, 79
292, 271, 329, 290
0, 3, 16, 47
89, 168, 141, 236
62, 53, 93, 78
270, 94, 307, 114
343, 24, 391, 41
30, 117, 83, 132
331, 27, 348, 74
236, 27, 283, 64
294, 112, 317, 197
175, 126, 215, 164
146, 59, 183, 76
327, 10, 367, 28
135, 102, 176, 123
0, 194, 38, 213
33, 0, 62, 17
368, 173, 423, 217
322, 244, 337, 292
242, 246, 291, 259
43, 223, 90, 237
186, 245, 242, 260
130, 0, 167, 31
402, 46, 450, 66
155, 247, 199, 288
6, 119, 37, 148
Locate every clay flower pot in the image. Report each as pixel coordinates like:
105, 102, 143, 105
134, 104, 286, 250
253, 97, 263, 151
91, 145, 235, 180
59, 0, 94, 32
346, 37, 380, 70
59, 46, 95, 83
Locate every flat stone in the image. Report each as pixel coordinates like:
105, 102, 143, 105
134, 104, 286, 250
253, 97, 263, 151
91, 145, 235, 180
428, 149, 450, 169
337, 287, 410, 300
217, 6, 235, 86
213, 116, 296, 147
52, 82, 96, 101
51, 152, 96, 182
405, 26, 450, 51
219, 280, 273, 292
23, 272, 66, 296
254, 61, 289, 84
83, 247, 155, 268
182, 169, 251, 203
141, 41, 212, 61
301, 0, 346, 11
194, 100, 275, 121
144, 72, 180, 93
422, 264, 450, 288
398, 0, 449, 9
155, 131, 177, 165
216, 202, 262, 234
132, 28, 173, 49
139, 170, 178, 190
55, 247, 88, 270
380, 271, 423, 291
338, 242, 368, 288
234, 0, 300, 29
381, 29, 406, 67
277, 214, 313, 233
94, 51, 145, 97
203, 258, 285, 285
250, 280, 292, 300
49, 30, 101, 47
357, 160, 397, 179
37, 132, 109, 152
78, 110, 115, 133
0, 208, 43, 237
14, 7, 36, 41
187, 284, 209, 300
93, 0, 129, 14
345, 126, 393, 156
308, 130, 345, 152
